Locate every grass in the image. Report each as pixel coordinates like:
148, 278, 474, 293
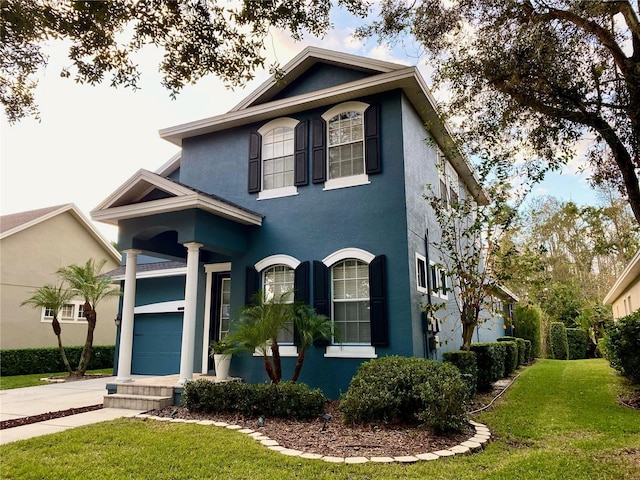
1, 359, 638, 479
0, 369, 113, 390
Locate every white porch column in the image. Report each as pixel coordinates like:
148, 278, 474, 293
116, 249, 141, 382
178, 242, 202, 385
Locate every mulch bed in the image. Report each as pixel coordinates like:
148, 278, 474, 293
147, 401, 474, 458
0, 405, 103, 430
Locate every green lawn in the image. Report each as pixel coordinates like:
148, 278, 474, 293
1, 359, 638, 479
0, 369, 113, 390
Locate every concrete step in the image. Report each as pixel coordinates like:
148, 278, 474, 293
104, 393, 173, 411
115, 384, 173, 398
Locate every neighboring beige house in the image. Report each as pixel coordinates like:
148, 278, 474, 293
604, 249, 640, 320
0, 204, 121, 350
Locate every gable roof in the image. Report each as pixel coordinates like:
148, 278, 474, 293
91, 169, 263, 226
0, 204, 120, 262
603, 250, 640, 305
158, 47, 489, 205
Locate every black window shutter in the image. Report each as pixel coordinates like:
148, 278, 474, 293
294, 261, 310, 304
364, 104, 381, 175
294, 120, 309, 186
369, 254, 388, 346
313, 260, 330, 346
248, 132, 261, 193
245, 266, 260, 305
311, 118, 326, 184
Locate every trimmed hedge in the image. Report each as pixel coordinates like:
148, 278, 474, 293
442, 350, 477, 400
516, 338, 527, 365
470, 342, 506, 391
514, 304, 542, 358
523, 339, 532, 363
566, 328, 588, 360
499, 341, 518, 376
549, 322, 569, 360
605, 310, 640, 384
0, 345, 115, 376
339, 356, 468, 432
183, 379, 326, 419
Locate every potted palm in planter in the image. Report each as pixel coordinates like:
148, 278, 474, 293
210, 339, 235, 380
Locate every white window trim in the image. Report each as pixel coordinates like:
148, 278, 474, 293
324, 345, 377, 358
253, 345, 299, 357
255, 254, 301, 272
323, 174, 370, 191
258, 117, 299, 198
322, 248, 375, 267
41, 300, 88, 324
437, 149, 459, 207
430, 261, 449, 300
321, 101, 369, 122
416, 253, 428, 294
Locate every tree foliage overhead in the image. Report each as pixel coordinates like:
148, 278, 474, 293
358, 0, 640, 223
0, 0, 367, 123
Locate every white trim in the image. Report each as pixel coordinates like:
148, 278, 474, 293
257, 117, 299, 135
323, 175, 370, 191
155, 152, 181, 177
257, 186, 299, 200
604, 249, 640, 305
322, 248, 375, 267
134, 300, 185, 314
321, 101, 369, 122
110, 266, 187, 281
40, 300, 88, 324
253, 345, 299, 357
416, 253, 428, 294
255, 254, 301, 272
205, 262, 232, 273
323, 345, 377, 358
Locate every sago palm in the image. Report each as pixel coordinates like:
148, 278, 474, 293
56, 258, 120, 375
21, 284, 74, 374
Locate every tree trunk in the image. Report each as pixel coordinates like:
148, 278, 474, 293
77, 301, 95, 375
263, 356, 278, 383
462, 322, 476, 351
290, 348, 306, 384
52, 316, 72, 375
271, 338, 282, 383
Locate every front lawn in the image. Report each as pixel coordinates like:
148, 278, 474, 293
1, 359, 638, 479
0, 369, 113, 390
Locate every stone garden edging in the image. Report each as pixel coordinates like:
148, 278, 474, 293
135, 414, 490, 464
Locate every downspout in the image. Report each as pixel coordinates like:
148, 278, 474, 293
424, 232, 433, 359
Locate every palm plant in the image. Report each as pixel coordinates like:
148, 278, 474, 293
290, 304, 333, 383
56, 258, 120, 376
21, 284, 74, 374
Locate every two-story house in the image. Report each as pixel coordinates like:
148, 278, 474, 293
92, 47, 503, 398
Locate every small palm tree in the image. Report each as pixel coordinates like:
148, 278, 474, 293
21, 284, 74, 374
290, 304, 334, 383
56, 259, 120, 376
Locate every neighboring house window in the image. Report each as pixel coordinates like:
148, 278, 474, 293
437, 148, 459, 208
219, 278, 231, 339
315, 248, 387, 358
248, 118, 308, 198
331, 259, 371, 344
312, 101, 380, 190
263, 264, 295, 344
41, 300, 88, 323
416, 253, 428, 293
430, 262, 448, 300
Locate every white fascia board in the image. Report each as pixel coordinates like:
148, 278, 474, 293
111, 267, 188, 281
134, 300, 185, 314
155, 152, 182, 176
91, 193, 262, 226
0, 204, 72, 240
603, 249, 640, 305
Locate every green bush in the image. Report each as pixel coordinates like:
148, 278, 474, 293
523, 339, 532, 363
516, 338, 527, 365
514, 304, 542, 358
0, 345, 115, 376
549, 322, 569, 360
469, 342, 506, 391
605, 310, 640, 384
498, 340, 518, 376
442, 350, 477, 400
182, 379, 326, 419
339, 356, 468, 432
566, 328, 588, 360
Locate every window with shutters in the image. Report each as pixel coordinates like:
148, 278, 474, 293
332, 259, 371, 344
437, 148, 459, 208
252, 117, 307, 200
321, 102, 372, 190
263, 264, 295, 344
429, 261, 449, 300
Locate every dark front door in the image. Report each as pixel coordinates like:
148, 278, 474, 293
131, 313, 183, 375
208, 273, 231, 371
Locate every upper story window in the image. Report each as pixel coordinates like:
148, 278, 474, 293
437, 148, 459, 208
41, 300, 87, 324
248, 118, 308, 199
416, 253, 428, 293
312, 102, 380, 190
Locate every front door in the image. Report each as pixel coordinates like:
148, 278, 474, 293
208, 273, 231, 371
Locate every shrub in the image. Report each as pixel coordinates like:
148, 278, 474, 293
339, 356, 468, 432
566, 328, 588, 360
606, 310, 640, 384
0, 345, 115, 376
549, 322, 569, 360
182, 379, 326, 419
498, 341, 518, 376
516, 338, 527, 365
442, 350, 477, 400
514, 304, 542, 358
523, 339, 532, 363
470, 343, 506, 391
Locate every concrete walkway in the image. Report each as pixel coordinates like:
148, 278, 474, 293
0, 376, 144, 445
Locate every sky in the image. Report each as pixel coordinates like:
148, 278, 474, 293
0, 12, 598, 243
